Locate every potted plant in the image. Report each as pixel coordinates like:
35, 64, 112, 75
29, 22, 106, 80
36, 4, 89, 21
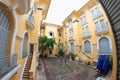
66, 53, 70, 59
71, 53, 76, 61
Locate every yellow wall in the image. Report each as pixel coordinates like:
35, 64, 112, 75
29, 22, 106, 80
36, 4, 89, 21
14, 36, 22, 60
59, 0, 116, 63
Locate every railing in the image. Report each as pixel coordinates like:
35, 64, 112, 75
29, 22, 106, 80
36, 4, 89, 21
26, 10, 34, 30
81, 21, 88, 26
69, 36, 74, 41
0, 54, 17, 78
92, 14, 102, 20
82, 32, 91, 39
82, 51, 93, 60
95, 25, 109, 35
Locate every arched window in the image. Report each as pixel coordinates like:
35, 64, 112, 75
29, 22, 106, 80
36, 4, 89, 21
49, 31, 54, 37
0, 5, 11, 73
70, 43, 74, 53
99, 37, 111, 54
84, 40, 91, 53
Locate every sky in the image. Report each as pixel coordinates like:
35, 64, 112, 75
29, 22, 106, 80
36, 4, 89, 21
44, 0, 90, 25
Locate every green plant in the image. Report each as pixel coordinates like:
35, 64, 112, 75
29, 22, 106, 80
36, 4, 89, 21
71, 53, 76, 61
58, 48, 63, 57
66, 54, 70, 59
38, 36, 56, 56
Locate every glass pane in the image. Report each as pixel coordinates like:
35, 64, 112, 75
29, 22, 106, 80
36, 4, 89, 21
91, 10, 96, 19
100, 20, 107, 30
96, 8, 101, 17
84, 41, 91, 53
99, 37, 111, 54
95, 22, 100, 32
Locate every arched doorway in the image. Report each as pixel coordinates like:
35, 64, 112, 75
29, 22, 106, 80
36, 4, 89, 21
0, 4, 14, 74
99, 37, 111, 54
70, 43, 74, 53
22, 33, 28, 58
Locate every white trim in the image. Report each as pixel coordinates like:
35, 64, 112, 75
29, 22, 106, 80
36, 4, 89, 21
82, 39, 93, 53
97, 36, 112, 54
21, 30, 29, 58
20, 57, 28, 80
1, 65, 21, 80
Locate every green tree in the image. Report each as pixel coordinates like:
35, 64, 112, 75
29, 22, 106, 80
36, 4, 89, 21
38, 36, 56, 56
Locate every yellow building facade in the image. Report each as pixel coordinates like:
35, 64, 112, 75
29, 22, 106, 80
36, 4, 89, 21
0, 0, 50, 80
0, 0, 117, 80
58, 0, 116, 79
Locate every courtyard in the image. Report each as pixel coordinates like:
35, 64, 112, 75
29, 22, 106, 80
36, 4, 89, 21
36, 57, 112, 80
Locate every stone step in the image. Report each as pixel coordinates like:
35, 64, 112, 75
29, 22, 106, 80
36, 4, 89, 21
22, 75, 29, 78
23, 72, 29, 76
22, 78, 29, 80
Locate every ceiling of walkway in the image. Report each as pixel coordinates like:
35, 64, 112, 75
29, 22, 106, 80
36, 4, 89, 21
44, 0, 89, 25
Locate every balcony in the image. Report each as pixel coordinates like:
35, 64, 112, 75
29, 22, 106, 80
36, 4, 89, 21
95, 26, 109, 36
82, 32, 91, 39
16, 0, 31, 14
69, 36, 74, 41
81, 21, 88, 26
69, 26, 73, 30
26, 12, 34, 31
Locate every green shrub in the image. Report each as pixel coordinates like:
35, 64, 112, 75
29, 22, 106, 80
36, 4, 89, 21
71, 53, 76, 61
58, 49, 62, 57
66, 54, 70, 59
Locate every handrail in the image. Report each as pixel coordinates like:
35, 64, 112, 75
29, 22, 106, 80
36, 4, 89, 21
0, 54, 17, 78
82, 51, 93, 60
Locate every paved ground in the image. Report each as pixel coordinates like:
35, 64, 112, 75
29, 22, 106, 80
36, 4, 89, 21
36, 57, 112, 80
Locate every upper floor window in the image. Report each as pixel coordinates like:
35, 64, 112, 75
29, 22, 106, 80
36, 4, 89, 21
91, 7, 102, 20
83, 16, 87, 23
95, 8, 101, 17
95, 20, 107, 33
80, 15, 87, 26
100, 20, 107, 30
82, 26, 90, 36
95, 22, 100, 32
91, 10, 96, 19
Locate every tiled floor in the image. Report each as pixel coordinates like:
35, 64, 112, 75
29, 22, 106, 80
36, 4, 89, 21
37, 57, 112, 80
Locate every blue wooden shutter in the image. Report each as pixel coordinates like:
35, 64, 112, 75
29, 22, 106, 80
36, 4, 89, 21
99, 37, 111, 54
84, 41, 91, 53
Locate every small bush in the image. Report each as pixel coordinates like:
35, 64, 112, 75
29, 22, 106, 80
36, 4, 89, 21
58, 49, 63, 57
71, 53, 76, 61
66, 54, 70, 59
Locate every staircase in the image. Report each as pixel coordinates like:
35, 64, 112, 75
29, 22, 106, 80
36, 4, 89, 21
22, 56, 32, 80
